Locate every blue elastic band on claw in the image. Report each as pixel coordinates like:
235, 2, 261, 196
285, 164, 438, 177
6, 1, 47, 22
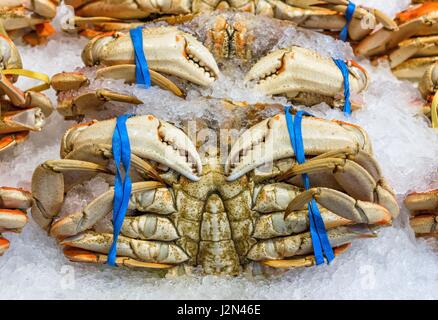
130, 26, 151, 87
284, 106, 335, 265
107, 114, 133, 266
333, 59, 352, 116
340, 1, 356, 42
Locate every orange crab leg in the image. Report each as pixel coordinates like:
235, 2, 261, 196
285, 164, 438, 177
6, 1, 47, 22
397, 3, 438, 24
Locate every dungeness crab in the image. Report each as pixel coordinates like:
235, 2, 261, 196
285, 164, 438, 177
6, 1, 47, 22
51, 13, 369, 119
31, 110, 399, 276
0, 0, 59, 45
61, 0, 397, 43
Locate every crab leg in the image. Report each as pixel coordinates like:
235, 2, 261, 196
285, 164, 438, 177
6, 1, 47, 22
31, 159, 111, 229
0, 209, 28, 232
0, 131, 28, 153
66, 0, 191, 19
26, 0, 58, 18
61, 231, 189, 264
278, 153, 399, 217
410, 215, 438, 236
60, 115, 202, 179
253, 208, 350, 239
57, 88, 143, 118
49, 181, 173, 238
0, 73, 53, 116
63, 247, 174, 269
356, 9, 438, 57
405, 190, 438, 237
62, 16, 145, 35
0, 187, 32, 255
52, 66, 184, 117
247, 225, 375, 261
387, 36, 438, 69
95, 214, 179, 241
392, 56, 438, 82
261, 243, 351, 269
0, 108, 45, 134
32, 156, 165, 230
64, 143, 164, 183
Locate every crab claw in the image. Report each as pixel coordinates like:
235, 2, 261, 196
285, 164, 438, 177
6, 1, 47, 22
0, 187, 32, 255
62, 115, 202, 181
81, 27, 219, 87
0, 236, 9, 255
225, 113, 369, 181
245, 46, 368, 107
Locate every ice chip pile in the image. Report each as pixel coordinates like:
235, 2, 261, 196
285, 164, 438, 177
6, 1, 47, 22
1, 0, 438, 299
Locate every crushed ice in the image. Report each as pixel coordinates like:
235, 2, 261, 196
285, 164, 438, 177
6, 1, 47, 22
1, 1, 438, 299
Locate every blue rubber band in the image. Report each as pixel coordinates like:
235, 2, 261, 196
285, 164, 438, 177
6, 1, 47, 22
284, 106, 335, 265
130, 26, 151, 87
107, 114, 133, 266
340, 1, 356, 42
333, 59, 352, 116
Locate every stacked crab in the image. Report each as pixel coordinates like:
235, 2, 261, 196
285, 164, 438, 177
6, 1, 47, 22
24, 6, 402, 276
405, 189, 438, 239
0, 0, 59, 45
356, 1, 438, 128
0, 35, 53, 153
62, 0, 396, 42
0, 12, 53, 255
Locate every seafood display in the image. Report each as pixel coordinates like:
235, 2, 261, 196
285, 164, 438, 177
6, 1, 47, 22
405, 189, 438, 237
357, 2, 438, 82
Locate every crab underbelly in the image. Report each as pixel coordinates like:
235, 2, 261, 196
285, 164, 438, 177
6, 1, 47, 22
172, 181, 256, 276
